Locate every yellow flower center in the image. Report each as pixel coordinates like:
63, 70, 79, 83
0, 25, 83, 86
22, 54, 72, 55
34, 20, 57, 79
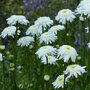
48, 56, 52, 62
71, 65, 77, 68
62, 9, 68, 13
58, 77, 63, 81
66, 47, 71, 50
32, 26, 36, 30
43, 47, 48, 52
45, 32, 49, 36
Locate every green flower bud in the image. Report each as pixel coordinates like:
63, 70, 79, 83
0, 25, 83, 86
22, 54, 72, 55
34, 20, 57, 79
44, 75, 50, 81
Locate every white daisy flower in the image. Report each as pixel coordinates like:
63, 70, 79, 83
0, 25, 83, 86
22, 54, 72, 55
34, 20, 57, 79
34, 16, 53, 29
52, 75, 67, 89
41, 56, 58, 64
17, 36, 34, 47
48, 25, 65, 34
58, 45, 78, 62
87, 43, 90, 48
35, 46, 57, 58
55, 9, 75, 24
40, 32, 57, 44
75, 0, 90, 17
6, 15, 29, 25
64, 64, 86, 78
1, 26, 16, 38
0, 53, 3, 61
26, 25, 42, 36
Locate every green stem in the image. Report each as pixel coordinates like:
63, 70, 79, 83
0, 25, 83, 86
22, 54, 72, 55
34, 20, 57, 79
2, 55, 5, 90
33, 34, 39, 89
63, 63, 66, 90
85, 16, 90, 89
11, 24, 19, 89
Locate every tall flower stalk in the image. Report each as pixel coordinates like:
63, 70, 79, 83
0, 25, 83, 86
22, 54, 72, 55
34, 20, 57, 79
84, 16, 90, 88
11, 24, 19, 89
2, 52, 5, 90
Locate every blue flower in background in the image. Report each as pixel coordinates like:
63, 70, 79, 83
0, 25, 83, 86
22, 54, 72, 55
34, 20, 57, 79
74, 33, 82, 46
23, 0, 42, 18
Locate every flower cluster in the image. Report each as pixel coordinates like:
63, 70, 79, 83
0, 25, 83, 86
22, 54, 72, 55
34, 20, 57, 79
34, 15, 86, 89
30, 9, 86, 89
0, 2, 88, 89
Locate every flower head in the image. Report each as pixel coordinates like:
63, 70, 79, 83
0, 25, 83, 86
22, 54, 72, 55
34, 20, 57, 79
34, 16, 53, 29
17, 36, 34, 47
6, 15, 29, 25
1, 26, 16, 38
41, 56, 58, 64
75, 0, 90, 17
35, 45, 57, 58
48, 25, 65, 34
52, 75, 67, 89
58, 45, 78, 62
26, 25, 42, 36
64, 64, 86, 78
55, 9, 75, 24
40, 32, 57, 44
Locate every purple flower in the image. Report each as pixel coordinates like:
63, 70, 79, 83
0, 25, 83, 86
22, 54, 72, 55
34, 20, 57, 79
34, 0, 41, 4
25, 3, 29, 8
74, 33, 82, 46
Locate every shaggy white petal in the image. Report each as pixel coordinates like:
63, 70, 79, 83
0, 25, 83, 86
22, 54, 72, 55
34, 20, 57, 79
34, 16, 53, 29
35, 46, 57, 58
75, 0, 90, 17
48, 25, 65, 34
41, 56, 58, 64
52, 75, 68, 89
6, 15, 29, 25
17, 36, 34, 47
58, 45, 78, 62
64, 64, 86, 78
1, 26, 16, 38
40, 32, 57, 44
26, 25, 42, 36
55, 9, 75, 24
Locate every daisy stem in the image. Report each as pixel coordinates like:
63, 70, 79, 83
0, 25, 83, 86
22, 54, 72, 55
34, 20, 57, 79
12, 23, 19, 89
85, 16, 90, 88
46, 57, 50, 90
2, 53, 5, 90
63, 64, 66, 90
34, 34, 39, 89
